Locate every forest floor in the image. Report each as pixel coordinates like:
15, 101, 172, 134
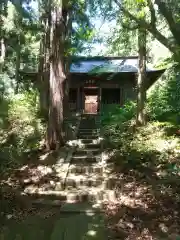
0, 204, 106, 240
1, 120, 180, 239
0, 114, 107, 240
0, 150, 63, 239
0, 206, 61, 240
101, 120, 180, 240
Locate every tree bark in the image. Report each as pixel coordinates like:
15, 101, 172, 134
63, 8, 73, 119
136, 28, 147, 126
0, 38, 5, 73
14, 0, 22, 94
0, 1, 7, 73
155, 0, 180, 45
63, 74, 70, 118
46, 0, 66, 150
63, 57, 71, 118
38, 1, 51, 120
38, 41, 49, 120
15, 41, 21, 94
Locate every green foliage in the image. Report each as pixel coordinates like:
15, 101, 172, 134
101, 102, 136, 146
0, 0, 39, 94
147, 66, 180, 123
106, 25, 138, 56
101, 66, 180, 169
101, 101, 136, 126
102, 104, 180, 181
101, 67, 180, 129
0, 91, 45, 173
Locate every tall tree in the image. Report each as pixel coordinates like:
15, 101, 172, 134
14, 0, 23, 93
132, 1, 147, 126
46, 0, 66, 149
44, 0, 93, 149
0, 0, 7, 73
113, 0, 180, 60
38, 0, 51, 119
89, 0, 180, 61
136, 27, 147, 126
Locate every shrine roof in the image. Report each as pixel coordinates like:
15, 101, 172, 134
70, 56, 163, 74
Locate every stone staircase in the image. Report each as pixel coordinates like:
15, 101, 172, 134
26, 114, 116, 205
61, 114, 105, 203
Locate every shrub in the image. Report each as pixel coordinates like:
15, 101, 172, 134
0, 91, 45, 173
8, 91, 45, 151
147, 66, 180, 124
101, 101, 136, 126
101, 66, 180, 127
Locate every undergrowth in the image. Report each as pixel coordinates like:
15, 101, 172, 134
101, 66, 180, 239
0, 91, 45, 175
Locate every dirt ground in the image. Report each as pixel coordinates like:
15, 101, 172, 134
103, 162, 180, 240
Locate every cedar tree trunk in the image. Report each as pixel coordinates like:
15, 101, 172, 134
46, 1, 66, 150
136, 28, 147, 126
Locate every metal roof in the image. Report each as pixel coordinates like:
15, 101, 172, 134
70, 57, 156, 73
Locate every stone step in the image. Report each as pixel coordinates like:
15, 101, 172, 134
60, 202, 105, 213
78, 128, 99, 132
79, 124, 96, 127
79, 129, 98, 131
71, 156, 98, 163
74, 139, 101, 148
23, 177, 114, 194
78, 132, 99, 137
75, 148, 101, 154
78, 136, 99, 139
72, 152, 101, 158
68, 163, 103, 174
81, 143, 101, 149
64, 174, 103, 189
78, 130, 98, 134
27, 189, 117, 204
50, 180, 102, 191
77, 134, 99, 139
79, 128, 97, 131
78, 132, 99, 136
78, 139, 101, 144
79, 122, 96, 125
72, 152, 101, 160
79, 121, 96, 124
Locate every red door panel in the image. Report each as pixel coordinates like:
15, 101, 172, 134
85, 95, 98, 113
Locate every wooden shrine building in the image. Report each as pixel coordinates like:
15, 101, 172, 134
68, 56, 165, 114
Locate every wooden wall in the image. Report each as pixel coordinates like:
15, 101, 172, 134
68, 74, 137, 111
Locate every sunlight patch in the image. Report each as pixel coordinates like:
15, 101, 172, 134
87, 230, 96, 236
120, 194, 148, 209
37, 165, 53, 174
67, 139, 79, 146
85, 210, 95, 216
159, 223, 168, 233
39, 152, 50, 161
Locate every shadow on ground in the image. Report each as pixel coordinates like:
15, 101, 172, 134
1, 146, 105, 240
0, 206, 61, 240
0, 146, 72, 209
102, 126, 180, 240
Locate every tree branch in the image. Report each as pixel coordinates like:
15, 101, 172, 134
121, 21, 138, 30
113, 0, 178, 54
155, 0, 180, 45
147, 0, 156, 27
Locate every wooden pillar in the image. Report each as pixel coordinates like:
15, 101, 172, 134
77, 87, 80, 112
98, 87, 102, 113
119, 88, 121, 106
120, 87, 124, 106
81, 88, 85, 112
